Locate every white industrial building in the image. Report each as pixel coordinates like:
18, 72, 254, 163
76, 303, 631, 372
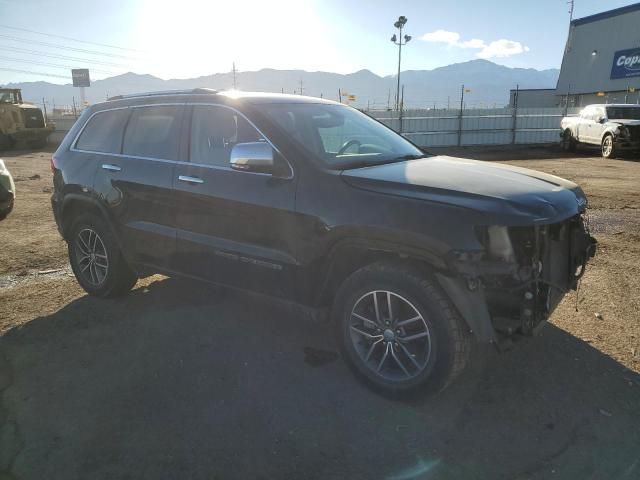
512, 3, 640, 108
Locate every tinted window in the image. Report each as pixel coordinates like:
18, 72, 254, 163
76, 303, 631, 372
261, 103, 424, 169
123, 106, 183, 160
190, 106, 264, 167
76, 109, 129, 153
607, 107, 640, 120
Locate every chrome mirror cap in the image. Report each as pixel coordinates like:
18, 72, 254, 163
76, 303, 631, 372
230, 142, 274, 174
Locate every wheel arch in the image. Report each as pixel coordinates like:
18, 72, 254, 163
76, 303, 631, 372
60, 194, 123, 249
312, 238, 496, 343
312, 237, 447, 308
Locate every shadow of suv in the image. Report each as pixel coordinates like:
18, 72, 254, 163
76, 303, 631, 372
51, 89, 596, 395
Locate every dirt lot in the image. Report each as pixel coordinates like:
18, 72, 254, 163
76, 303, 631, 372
1, 145, 639, 479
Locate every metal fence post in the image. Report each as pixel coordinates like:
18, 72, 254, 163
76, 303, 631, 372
512, 84, 519, 144
399, 85, 405, 134
457, 84, 464, 146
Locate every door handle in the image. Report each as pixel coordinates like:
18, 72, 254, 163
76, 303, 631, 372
178, 175, 204, 184
101, 164, 121, 172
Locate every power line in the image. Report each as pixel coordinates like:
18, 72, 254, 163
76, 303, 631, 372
0, 67, 70, 80
0, 45, 130, 68
0, 24, 144, 53
0, 33, 139, 61
0, 55, 118, 75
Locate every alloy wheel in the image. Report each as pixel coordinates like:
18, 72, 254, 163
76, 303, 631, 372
348, 290, 432, 381
74, 228, 109, 286
602, 136, 613, 157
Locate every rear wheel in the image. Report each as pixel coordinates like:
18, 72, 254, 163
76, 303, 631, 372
0, 133, 14, 151
561, 130, 576, 152
68, 213, 137, 297
28, 138, 47, 149
333, 262, 472, 395
601, 134, 616, 159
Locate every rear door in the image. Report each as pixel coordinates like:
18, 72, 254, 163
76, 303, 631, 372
172, 104, 298, 298
576, 107, 593, 143
92, 104, 185, 269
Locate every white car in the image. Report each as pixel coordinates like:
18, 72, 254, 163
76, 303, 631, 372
560, 104, 640, 158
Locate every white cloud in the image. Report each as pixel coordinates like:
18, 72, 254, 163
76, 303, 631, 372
420, 29, 529, 59
476, 39, 530, 59
420, 30, 462, 45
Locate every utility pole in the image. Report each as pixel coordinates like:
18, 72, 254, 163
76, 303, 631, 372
299, 78, 304, 95
390, 16, 411, 111
568, 0, 575, 23
338, 88, 343, 103
232, 62, 237, 89
42, 97, 48, 123
387, 89, 391, 110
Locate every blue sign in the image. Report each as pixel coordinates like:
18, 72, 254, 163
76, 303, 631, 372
611, 48, 640, 80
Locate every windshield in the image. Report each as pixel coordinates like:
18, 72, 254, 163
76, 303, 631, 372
606, 106, 640, 120
260, 103, 425, 169
0, 91, 19, 104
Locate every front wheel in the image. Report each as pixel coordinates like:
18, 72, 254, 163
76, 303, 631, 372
333, 262, 472, 395
601, 134, 616, 159
0, 197, 14, 220
68, 213, 138, 297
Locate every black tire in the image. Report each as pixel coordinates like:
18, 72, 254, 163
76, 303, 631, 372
0, 198, 14, 220
561, 130, 576, 152
28, 138, 47, 149
68, 213, 137, 297
332, 262, 472, 396
601, 134, 616, 159
0, 133, 14, 151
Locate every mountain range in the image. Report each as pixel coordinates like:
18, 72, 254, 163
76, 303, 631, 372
3, 59, 559, 110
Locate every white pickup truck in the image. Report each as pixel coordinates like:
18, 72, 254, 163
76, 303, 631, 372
560, 104, 640, 158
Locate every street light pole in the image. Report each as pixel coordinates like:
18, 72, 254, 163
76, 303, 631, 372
391, 16, 411, 111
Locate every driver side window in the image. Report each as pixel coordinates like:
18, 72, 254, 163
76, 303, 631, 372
190, 105, 264, 167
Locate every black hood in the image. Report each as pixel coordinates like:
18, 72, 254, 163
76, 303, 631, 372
341, 156, 587, 225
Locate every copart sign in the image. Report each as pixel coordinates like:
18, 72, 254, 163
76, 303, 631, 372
611, 48, 640, 80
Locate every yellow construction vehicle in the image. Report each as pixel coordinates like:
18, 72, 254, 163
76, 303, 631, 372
0, 88, 55, 150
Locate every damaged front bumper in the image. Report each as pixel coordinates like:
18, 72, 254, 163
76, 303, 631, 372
439, 214, 597, 345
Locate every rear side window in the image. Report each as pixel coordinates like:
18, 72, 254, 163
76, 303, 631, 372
123, 106, 183, 160
190, 105, 264, 167
75, 109, 129, 153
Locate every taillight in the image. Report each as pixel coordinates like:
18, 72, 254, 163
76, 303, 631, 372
50, 155, 57, 173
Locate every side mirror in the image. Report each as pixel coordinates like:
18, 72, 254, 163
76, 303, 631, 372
230, 142, 274, 174
597, 116, 606, 124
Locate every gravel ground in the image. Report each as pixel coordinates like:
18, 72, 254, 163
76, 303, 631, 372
0, 145, 639, 480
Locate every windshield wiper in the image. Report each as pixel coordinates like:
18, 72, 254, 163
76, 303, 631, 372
339, 154, 427, 170
390, 154, 428, 161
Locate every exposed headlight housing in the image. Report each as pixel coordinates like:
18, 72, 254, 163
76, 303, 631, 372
618, 126, 630, 138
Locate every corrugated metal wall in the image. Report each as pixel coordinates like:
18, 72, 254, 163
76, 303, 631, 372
369, 107, 582, 147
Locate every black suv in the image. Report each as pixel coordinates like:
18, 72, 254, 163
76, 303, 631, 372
52, 89, 596, 394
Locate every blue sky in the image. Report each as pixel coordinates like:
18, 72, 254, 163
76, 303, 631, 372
0, 0, 637, 84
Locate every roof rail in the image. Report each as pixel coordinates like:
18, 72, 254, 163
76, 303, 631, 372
107, 88, 218, 101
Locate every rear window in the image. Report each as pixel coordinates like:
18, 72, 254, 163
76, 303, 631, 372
123, 106, 183, 160
75, 109, 130, 154
607, 107, 640, 120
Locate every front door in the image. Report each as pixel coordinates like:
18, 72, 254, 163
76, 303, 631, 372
172, 104, 298, 299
